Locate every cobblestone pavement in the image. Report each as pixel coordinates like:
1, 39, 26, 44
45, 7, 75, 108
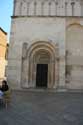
0, 90, 83, 125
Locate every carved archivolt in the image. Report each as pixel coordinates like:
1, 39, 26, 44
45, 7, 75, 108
21, 41, 59, 88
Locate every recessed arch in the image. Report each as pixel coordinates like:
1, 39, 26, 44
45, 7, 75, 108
27, 41, 56, 57
21, 41, 59, 89
66, 23, 83, 29
66, 22, 83, 85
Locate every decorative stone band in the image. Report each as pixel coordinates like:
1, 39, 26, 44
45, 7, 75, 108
13, 0, 82, 17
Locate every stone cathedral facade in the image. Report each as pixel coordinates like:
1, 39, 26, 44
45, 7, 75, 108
7, 0, 83, 90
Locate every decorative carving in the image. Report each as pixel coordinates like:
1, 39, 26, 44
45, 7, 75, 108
22, 43, 28, 59
13, 0, 81, 17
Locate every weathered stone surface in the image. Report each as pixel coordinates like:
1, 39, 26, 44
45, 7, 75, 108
7, 0, 83, 90
0, 91, 83, 125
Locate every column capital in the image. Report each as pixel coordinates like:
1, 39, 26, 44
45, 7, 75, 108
71, 2, 75, 5
56, 2, 58, 5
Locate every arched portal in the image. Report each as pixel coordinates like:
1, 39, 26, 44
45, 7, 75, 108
21, 41, 59, 89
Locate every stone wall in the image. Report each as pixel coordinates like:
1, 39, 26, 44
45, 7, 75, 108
0, 28, 7, 80
66, 18, 83, 89
7, 0, 83, 90
7, 17, 65, 89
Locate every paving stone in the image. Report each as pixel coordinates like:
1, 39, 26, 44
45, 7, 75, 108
0, 91, 83, 125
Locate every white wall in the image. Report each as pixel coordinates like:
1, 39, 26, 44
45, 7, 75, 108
66, 19, 83, 89
7, 17, 65, 89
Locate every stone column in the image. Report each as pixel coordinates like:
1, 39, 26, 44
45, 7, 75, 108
21, 59, 29, 88
13, 0, 20, 16
55, 2, 58, 16
71, 2, 75, 16
13, 0, 16, 16
34, 1, 37, 16
65, 2, 67, 16
21, 43, 29, 88
80, 0, 83, 16
58, 56, 66, 91
48, 2, 51, 16
53, 58, 59, 89
19, 2, 22, 16
41, 2, 44, 16
27, 2, 30, 16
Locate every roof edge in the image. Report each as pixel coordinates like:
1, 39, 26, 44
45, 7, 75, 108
0, 27, 7, 35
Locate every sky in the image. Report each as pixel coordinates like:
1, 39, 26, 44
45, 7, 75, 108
0, 0, 13, 41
